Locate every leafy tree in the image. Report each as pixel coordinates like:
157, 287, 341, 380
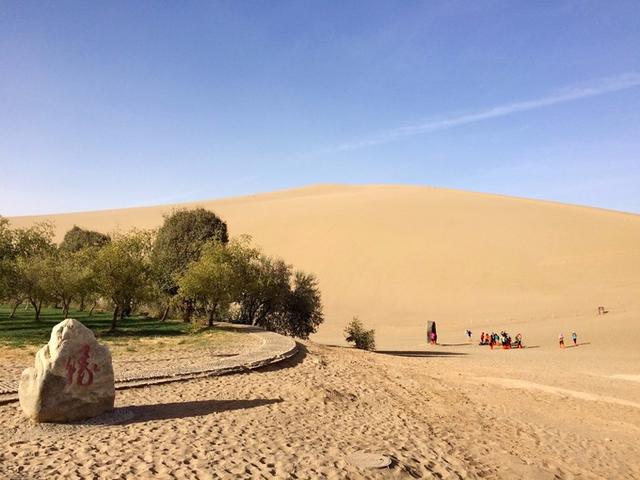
42, 250, 89, 318
232, 248, 291, 327
0, 217, 26, 317
2, 221, 56, 320
0, 217, 14, 305
2, 266, 24, 319
276, 272, 324, 339
0, 237, 23, 317
177, 241, 236, 327
0, 217, 12, 260
93, 230, 153, 332
16, 255, 52, 321
229, 237, 324, 338
344, 317, 376, 351
73, 246, 101, 312
151, 208, 228, 322
13, 221, 56, 258
59, 225, 110, 252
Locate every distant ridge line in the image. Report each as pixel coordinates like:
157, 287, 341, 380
7, 183, 639, 219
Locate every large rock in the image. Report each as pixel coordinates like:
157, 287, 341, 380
19, 319, 115, 422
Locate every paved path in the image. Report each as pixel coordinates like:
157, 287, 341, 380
0, 324, 297, 405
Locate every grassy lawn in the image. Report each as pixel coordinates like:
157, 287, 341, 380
0, 305, 230, 349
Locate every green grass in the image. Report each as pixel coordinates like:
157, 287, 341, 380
0, 305, 196, 347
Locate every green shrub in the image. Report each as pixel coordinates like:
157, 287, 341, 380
344, 316, 375, 351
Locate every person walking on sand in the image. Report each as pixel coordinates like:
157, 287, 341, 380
559, 332, 565, 348
572, 331, 577, 346
466, 329, 472, 342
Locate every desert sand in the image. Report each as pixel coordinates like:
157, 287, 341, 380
4, 184, 640, 478
1, 340, 639, 479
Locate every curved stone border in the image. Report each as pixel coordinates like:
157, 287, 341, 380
0, 326, 297, 405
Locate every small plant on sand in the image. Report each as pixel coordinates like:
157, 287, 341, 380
344, 316, 375, 351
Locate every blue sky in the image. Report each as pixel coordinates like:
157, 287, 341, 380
1, 1, 639, 215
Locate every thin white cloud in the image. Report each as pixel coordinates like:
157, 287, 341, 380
335, 73, 640, 151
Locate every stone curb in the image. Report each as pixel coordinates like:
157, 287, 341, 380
0, 328, 298, 406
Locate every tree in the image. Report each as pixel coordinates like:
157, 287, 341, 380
0, 218, 22, 318
232, 245, 291, 327
12, 221, 56, 258
228, 237, 324, 338
0, 217, 14, 306
93, 230, 153, 332
72, 246, 101, 312
57, 226, 110, 312
177, 241, 236, 327
344, 317, 376, 351
151, 208, 228, 322
59, 226, 110, 253
42, 250, 89, 318
16, 254, 52, 321
0, 217, 12, 260
1, 221, 56, 320
276, 272, 324, 339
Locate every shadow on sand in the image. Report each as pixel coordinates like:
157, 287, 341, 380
566, 342, 591, 349
255, 342, 308, 373
376, 350, 467, 358
120, 398, 283, 424
485, 345, 540, 349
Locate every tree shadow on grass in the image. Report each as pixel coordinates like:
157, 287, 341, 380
118, 398, 283, 424
99, 328, 186, 338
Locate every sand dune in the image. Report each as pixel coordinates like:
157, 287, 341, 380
8, 184, 640, 349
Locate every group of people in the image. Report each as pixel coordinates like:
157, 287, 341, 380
479, 331, 523, 349
431, 328, 579, 349
477, 330, 578, 349
558, 331, 578, 348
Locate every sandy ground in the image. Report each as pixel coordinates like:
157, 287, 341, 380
1, 336, 639, 480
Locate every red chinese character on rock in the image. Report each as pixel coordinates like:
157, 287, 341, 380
76, 345, 94, 386
64, 344, 97, 386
